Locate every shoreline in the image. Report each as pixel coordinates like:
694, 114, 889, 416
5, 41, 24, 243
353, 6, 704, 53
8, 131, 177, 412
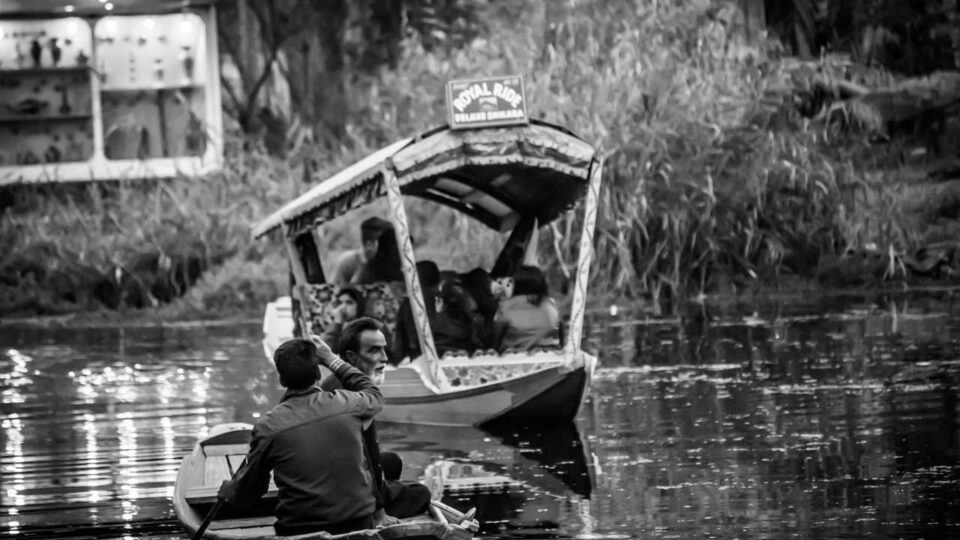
4, 280, 959, 330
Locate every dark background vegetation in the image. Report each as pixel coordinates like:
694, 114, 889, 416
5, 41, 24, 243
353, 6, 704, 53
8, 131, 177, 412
1, 0, 958, 321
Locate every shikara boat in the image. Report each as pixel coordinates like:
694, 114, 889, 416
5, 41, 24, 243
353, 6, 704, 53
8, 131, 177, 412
173, 423, 478, 540
254, 76, 604, 428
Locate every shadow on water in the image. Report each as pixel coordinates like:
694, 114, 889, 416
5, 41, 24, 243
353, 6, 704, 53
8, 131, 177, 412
2, 289, 960, 539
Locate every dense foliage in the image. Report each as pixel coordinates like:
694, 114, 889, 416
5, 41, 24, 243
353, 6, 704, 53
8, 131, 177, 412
1, 0, 957, 319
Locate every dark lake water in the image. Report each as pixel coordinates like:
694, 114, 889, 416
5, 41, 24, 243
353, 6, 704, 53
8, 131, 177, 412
2, 290, 960, 539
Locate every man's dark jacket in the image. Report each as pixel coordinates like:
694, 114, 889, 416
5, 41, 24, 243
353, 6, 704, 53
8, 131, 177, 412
320, 374, 387, 511
231, 359, 383, 533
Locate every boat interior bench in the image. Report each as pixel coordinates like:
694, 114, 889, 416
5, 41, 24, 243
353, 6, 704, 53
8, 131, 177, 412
184, 442, 279, 505
298, 281, 406, 338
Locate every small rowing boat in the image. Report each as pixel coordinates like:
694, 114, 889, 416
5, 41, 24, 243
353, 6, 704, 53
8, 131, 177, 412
173, 423, 479, 539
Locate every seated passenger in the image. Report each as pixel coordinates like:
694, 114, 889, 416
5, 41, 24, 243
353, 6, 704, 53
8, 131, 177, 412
217, 337, 382, 536
332, 217, 393, 286
356, 225, 404, 284
490, 257, 515, 302
320, 285, 364, 352
380, 451, 432, 519
460, 267, 499, 343
394, 260, 441, 362
496, 265, 560, 352
321, 318, 431, 520
433, 280, 489, 356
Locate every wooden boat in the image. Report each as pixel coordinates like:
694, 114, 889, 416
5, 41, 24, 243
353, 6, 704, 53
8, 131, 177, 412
173, 423, 478, 540
254, 76, 604, 428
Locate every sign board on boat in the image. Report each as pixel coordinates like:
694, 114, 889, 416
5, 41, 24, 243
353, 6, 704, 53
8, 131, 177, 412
445, 75, 529, 130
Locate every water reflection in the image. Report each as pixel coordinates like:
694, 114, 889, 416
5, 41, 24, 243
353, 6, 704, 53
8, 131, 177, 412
0, 291, 959, 538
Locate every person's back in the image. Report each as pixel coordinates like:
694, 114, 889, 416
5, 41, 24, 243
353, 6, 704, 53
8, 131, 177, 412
219, 338, 383, 536
434, 280, 488, 356
332, 217, 393, 286
357, 225, 404, 284
496, 265, 560, 352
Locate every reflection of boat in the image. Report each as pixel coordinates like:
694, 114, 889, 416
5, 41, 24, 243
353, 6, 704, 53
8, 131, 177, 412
380, 421, 592, 499
172, 423, 477, 540
378, 422, 593, 536
255, 88, 604, 427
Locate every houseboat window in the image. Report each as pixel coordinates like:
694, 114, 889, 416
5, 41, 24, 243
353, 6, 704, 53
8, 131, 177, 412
0, 18, 95, 165
94, 13, 207, 160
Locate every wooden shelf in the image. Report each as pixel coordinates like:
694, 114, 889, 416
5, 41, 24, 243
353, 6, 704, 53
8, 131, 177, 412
0, 113, 92, 123
0, 66, 93, 76
100, 83, 203, 92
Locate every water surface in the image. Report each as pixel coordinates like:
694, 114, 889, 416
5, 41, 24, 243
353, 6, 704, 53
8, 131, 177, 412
2, 291, 959, 539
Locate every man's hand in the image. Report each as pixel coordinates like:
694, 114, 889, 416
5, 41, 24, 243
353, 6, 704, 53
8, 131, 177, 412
217, 479, 237, 503
308, 334, 338, 366
373, 508, 401, 527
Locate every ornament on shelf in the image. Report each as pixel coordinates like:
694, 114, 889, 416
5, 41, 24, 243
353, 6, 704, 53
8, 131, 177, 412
76, 50, 88, 66
153, 58, 164, 83
30, 39, 42, 67
48, 38, 61, 67
179, 45, 194, 81
55, 84, 72, 114
15, 41, 25, 68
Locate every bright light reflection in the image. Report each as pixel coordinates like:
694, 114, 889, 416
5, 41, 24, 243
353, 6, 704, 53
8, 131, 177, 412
104, 20, 118, 34
104, 2, 114, 10
144, 18, 155, 30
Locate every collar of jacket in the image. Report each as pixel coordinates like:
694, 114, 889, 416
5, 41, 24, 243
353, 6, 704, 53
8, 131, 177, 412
280, 382, 322, 403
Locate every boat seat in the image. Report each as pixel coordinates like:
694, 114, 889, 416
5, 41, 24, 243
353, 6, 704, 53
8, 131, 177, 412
208, 516, 275, 531
187, 449, 278, 505
298, 281, 406, 340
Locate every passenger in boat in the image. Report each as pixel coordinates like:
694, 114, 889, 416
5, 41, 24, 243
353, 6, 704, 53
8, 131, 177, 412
356, 223, 405, 284
319, 285, 364, 352
460, 267, 499, 344
331, 217, 393, 286
217, 337, 383, 536
490, 257, 515, 302
434, 279, 489, 356
495, 265, 561, 352
379, 451, 433, 518
393, 260, 441, 362
321, 317, 432, 521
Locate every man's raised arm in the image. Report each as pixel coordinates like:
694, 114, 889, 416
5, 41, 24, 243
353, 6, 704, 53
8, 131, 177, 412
311, 335, 383, 416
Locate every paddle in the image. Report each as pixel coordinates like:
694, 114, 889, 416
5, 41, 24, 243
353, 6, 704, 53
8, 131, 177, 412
192, 457, 247, 540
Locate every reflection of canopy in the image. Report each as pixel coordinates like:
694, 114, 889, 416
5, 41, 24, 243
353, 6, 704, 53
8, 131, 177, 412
253, 121, 597, 239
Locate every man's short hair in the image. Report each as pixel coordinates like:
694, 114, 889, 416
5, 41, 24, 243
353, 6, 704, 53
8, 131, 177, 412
360, 217, 393, 244
416, 260, 441, 289
380, 451, 403, 481
273, 339, 319, 389
337, 317, 385, 358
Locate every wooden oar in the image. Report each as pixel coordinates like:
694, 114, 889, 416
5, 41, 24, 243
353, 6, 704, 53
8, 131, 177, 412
430, 500, 478, 532
192, 457, 247, 540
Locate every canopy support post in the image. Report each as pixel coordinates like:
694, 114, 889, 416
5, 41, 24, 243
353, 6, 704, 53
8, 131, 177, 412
282, 224, 314, 339
564, 153, 604, 354
382, 163, 441, 389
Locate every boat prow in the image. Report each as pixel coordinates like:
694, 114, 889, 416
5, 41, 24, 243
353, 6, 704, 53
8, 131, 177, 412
173, 424, 477, 539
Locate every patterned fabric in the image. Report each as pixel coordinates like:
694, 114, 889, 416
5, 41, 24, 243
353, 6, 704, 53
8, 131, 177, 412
297, 282, 407, 339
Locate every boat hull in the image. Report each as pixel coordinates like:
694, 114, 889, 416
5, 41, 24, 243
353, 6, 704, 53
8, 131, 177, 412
263, 297, 597, 427
173, 424, 475, 540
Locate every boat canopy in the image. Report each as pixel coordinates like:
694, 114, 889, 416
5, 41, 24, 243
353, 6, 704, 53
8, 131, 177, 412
253, 121, 597, 239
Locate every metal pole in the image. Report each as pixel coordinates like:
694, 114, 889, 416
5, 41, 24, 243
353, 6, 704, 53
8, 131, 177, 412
382, 163, 440, 388
565, 153, 604, 353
